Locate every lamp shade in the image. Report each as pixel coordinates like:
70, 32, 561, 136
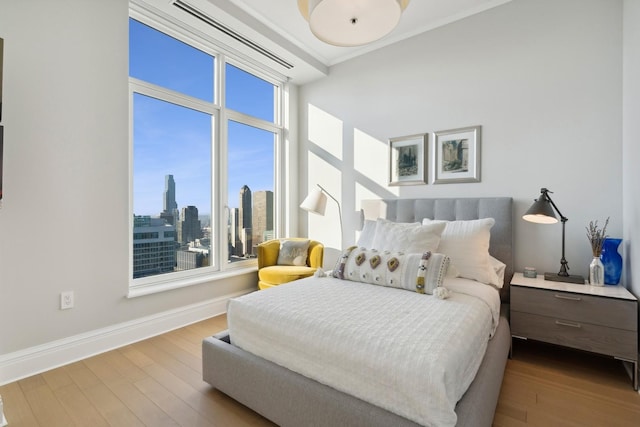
300, 187, 327, 216
297, 0, 410, 47
522, 196, 558, 224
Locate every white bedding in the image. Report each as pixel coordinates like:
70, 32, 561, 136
228, 276, 501, 427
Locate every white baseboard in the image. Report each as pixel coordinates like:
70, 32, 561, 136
0, 290, 249, 386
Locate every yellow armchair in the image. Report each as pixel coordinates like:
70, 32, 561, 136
257, 238, 324, 290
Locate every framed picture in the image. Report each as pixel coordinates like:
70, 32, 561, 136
432, 125, 481, 184
388, 133, 427, 186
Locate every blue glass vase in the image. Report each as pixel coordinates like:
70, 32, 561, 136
600, 238, 622, 285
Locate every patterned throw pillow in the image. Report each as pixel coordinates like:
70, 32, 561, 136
333, 247, 450, 295
277, 239, 310, 266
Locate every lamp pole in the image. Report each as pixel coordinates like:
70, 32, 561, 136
540, 188, 570, 277
316, 184, 343, 245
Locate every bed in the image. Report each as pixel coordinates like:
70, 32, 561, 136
203, 197, 513, 427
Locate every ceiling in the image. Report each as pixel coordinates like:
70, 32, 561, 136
226, 0, 513, 67
161, 0, 512, 83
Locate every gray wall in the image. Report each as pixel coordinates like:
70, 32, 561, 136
0, 0, 637, 370
623, 1, 640, 299
299, 0, 628, 281
0, 0, 257, 356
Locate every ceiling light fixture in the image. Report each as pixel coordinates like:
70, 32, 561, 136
297, 0, 410, 47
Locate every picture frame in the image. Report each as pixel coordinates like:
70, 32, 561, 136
388, 133, 427, 186
432, 125, 481, 184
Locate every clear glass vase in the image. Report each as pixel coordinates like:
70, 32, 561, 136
589, 256, 604, 286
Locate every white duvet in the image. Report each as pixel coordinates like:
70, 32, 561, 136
227, 276, 501, 427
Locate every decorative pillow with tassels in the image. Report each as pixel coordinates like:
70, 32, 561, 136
332, 247, 450, 295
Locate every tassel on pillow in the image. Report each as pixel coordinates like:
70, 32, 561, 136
314, 268, 327, 278
433, 286, 451, 300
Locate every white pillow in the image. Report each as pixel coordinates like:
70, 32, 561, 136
422, 218, 500, 286
356, 219, 376, 248
446, 255, 506, 288
490, 256, 506, 288
371, 218, 445, 254
333, 247, 450, 295
277, 239, 310, 266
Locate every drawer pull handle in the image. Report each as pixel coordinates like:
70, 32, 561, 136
554, 294, 581, 301
555, 320, 581, 328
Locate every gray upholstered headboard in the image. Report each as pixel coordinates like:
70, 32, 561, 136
361, 197, 513, 300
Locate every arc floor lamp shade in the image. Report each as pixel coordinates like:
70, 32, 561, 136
300, 186, 327, 215
301, 184, 343, 246
297, 0, 410, 47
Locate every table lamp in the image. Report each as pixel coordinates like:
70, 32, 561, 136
522, 188, 585, 284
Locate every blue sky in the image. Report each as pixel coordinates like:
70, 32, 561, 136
130, 19, 274, 216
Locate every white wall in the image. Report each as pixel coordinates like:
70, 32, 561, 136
623, 0, 640, 299
299, 0, 626, 279
0, 0, 257, 363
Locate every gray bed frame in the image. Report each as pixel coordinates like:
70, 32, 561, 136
203, 197, 513, 427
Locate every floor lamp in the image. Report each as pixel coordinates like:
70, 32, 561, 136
300, 184, 343, 246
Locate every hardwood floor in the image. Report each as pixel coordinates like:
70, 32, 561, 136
1, 315, 639, 426
495, 339, 640, 426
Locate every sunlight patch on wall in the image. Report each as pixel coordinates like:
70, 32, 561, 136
307, 104, 343, 161
354, 128, 388, 184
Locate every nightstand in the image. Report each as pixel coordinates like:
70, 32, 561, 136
510, 272, 638, 390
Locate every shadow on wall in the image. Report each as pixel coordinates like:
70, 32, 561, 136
303, 103, 398, 264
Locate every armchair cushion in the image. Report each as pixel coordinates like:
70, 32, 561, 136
276, 239, 310, 266
259, 265, 317, 286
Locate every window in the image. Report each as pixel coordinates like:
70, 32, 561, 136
227, 120, 276, 261
129, 14, 282, 290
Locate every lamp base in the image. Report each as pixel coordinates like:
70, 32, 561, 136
544, 272, 585, 284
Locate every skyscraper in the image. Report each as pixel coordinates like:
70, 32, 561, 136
178, 205, 202, 244
162, 174, 179, 224
238, 185, 252, 255
252, 190, 273, 247
229, 207, 241, 257
132, 215, 177, 278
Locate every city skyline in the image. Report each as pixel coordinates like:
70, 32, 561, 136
133, 171, 273, 218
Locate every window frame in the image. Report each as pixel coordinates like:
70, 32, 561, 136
128, 10, 286, 297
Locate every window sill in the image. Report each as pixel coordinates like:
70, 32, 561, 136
127, 266, 258, 298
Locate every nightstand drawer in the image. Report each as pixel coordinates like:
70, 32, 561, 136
511, 311, 638, 360
511, 286, 637, 330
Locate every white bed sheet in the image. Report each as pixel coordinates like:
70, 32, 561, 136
228, 276, 500, 427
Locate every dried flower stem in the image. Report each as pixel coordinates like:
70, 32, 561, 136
586, 217, 609, 257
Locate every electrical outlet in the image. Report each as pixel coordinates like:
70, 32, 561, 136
60, 291, 74, 310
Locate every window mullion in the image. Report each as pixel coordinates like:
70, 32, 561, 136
130, 78, 218, 115
226, 110, 282, 134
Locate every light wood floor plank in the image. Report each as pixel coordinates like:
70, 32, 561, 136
0, 381, 41, 427
133, 376, 212, 426
132, 338, 206, 392
81, 382, 146, 427
63, 361, 102, 390
53, 383, 109, 427
19, 375, 75, 427
148, 334, 202, 371
41, 367, 74, 391
2, 314, 639, 426
495, 340, 640, 426
120, 345, 272, 426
